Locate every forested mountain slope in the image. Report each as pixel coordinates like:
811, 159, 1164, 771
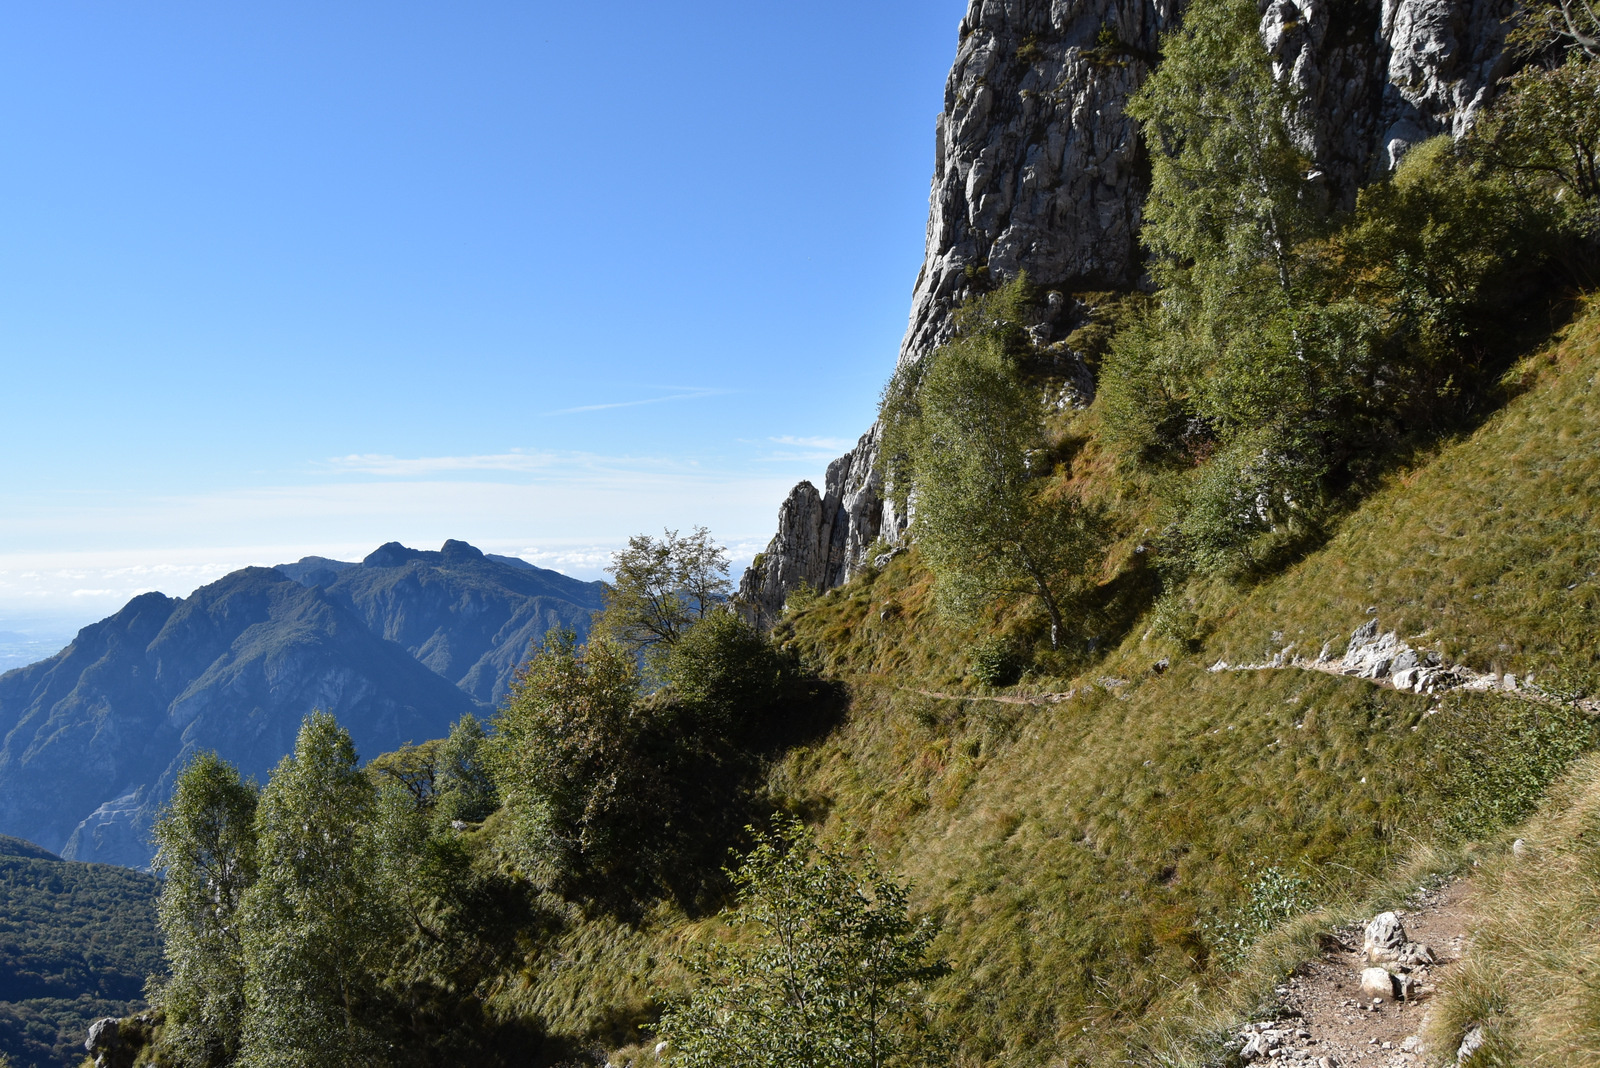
0, 835, 160, 1068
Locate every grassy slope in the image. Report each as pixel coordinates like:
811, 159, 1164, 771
479, 302, 1600, 1067
758, 299, 1600, 1066
1426, 751, 1600, 1067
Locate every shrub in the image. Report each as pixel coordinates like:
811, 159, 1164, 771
969, 635, 1026, 687
655, 818, 947, 1068
1206, 864, 1317, 968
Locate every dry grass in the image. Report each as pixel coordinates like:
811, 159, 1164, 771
1425, 753, 1600, 1068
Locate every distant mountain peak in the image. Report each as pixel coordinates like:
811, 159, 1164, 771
363, 541, 425, 568
441, 539, 484, 560
0, 538, 606, 869
362, 538, 489, 569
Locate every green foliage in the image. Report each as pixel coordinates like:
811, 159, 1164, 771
434, 714, 499, 825
1507, 0, 1600, 59
595, 527, 731, 666
0, 842, 160, 1068
1128, 0, 1315, 289
783, 579, 821, 616
1106, 0, 1573, 577
1332, 136, 1559, 380
238, 713, 394, 1068
491, 617, 837, 912
364, 716, 499, 829
488, 630, 659, 900
1205, 865, 1317, 967
365, 740, 442, 811
152, 753, 259, 1068
1478, 54, 1600, 208
656, 819, 946, 1068
880, 277, 1103, 649
968, 635, 1025, 688
151, 720, 557, 1068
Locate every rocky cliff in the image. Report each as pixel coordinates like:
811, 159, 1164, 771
740, 0, 1515, 622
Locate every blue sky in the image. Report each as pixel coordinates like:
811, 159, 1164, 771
0, 0, 969, 635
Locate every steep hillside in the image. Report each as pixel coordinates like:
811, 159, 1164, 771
107, 308, 1599, 1068
0, 568, 479, 868
752, 301, 1600, 1065
0, 835, 160, 1068
740, 0, 1520, 620
463, 302, 1600, 1067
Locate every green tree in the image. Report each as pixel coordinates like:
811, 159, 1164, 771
880, 279, 1100, 649
1129, 0, 1315, 293
365, 739, 442, 811
238, 712, 395, 1068
152, 751, 260, 1068
488, 630, 656, 894
656, 818, 946, 1068
595, 526, 731, 661
1509, 0, 1600, 59
662, 608, 790, 738
1113, 0, 1333, 467
434, 713, 499, 825
1479, 55, 1600, 207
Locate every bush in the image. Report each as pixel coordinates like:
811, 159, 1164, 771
1206, 864, 1317, 968
969, 635, 1026, 687
492, 619, 839, 913
655, 818, 947, 1068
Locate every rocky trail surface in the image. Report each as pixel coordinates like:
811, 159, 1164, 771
1237, 881, 1474, 1068
1213, 618, 1600, 715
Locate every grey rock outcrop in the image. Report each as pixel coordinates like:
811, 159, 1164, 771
738, 426, 904, 627
742, 0, 1517, 623
1364, 910, 1409, 962
1359, 966, 1399, 999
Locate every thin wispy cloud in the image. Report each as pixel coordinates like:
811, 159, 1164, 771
769, 435, 854, 451
318, 450, 722, 481
542, 387, 730, 416
321, 452, 558, 477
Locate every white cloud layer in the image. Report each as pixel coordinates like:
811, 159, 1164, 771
0, 450, 800, 626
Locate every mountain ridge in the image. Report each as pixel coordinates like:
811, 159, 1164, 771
0, 541, 605, 869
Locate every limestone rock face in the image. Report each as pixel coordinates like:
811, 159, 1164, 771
740, 0, 1516, 623
738, 427, 905, 627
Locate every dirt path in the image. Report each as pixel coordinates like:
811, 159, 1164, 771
908, 687, 1078, 706
1237, 880, 1473, 1067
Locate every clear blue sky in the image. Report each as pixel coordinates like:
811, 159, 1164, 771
0, 0, 969, 633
